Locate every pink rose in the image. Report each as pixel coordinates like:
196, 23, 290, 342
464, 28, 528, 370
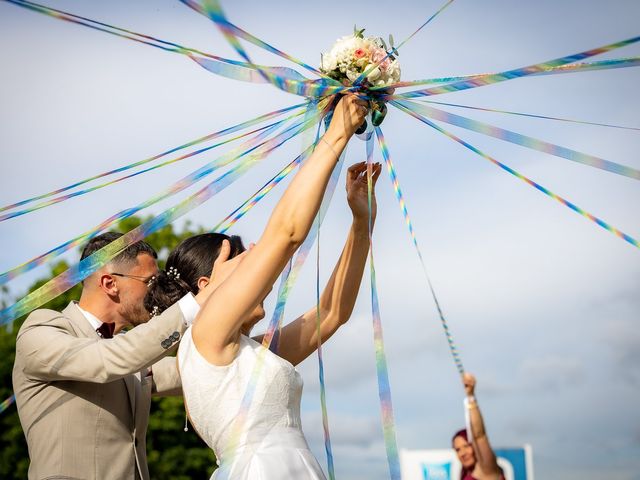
354, 48, 367, 59
372, 48, 390, 70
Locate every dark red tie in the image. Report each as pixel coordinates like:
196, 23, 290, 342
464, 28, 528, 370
96, 322, 115, 339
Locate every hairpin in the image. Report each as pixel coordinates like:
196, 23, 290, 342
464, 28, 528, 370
167, 266, 181, 280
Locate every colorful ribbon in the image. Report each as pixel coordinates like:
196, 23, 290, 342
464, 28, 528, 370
354, 0, 456, 85
315, 223, 336, 480
0, 102, 306, 215
394, 36, 640, 99
365, 133, 401, 479
213, 156, 300, 233
4, 0, 287, 73
191, 54, 346, 98
0, 109, 307, 286
181, 0, 345, 98
392, 100, 640, 249
395, 99, 640, 180
213, 103, 328, 234
0, 108, 323, 324
0, 116, 303, 223
414, 98, 640, 131
373, 56, 640, 90
0, 394, 16, 413
0, 394, 16, 415
180, 0, 327, 77
374, 125, 465, 374
4, 0, 346, 99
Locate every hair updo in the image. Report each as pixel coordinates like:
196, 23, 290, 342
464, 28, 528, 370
144, 233, 245, 316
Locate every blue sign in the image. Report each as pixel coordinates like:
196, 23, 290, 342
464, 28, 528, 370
422, 461, 452, 480
495, 448, 529, 480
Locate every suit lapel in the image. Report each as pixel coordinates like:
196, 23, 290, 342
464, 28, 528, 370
64, 303, 137, 418
63, 302, 100, 339
124, 372, 136, 423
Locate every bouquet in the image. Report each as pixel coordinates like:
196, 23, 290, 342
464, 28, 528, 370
320, 27, 400, 128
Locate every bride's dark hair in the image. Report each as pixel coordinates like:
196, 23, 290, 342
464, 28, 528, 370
144, 233, 245, 316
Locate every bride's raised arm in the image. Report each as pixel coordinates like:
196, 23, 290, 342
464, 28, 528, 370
253, 161, 381, 366
192, 94, 368, 364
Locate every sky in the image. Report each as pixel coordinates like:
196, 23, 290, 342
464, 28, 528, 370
1, 1, 639, 479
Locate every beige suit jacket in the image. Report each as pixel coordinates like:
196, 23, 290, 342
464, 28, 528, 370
13, 301, 186, 480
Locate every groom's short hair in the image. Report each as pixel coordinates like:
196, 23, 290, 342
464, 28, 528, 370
80, 232, 157, 270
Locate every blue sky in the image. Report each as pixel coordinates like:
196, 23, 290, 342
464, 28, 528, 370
1, 1, 639, 479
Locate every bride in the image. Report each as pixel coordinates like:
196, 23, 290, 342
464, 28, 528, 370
145, 94, 379, 479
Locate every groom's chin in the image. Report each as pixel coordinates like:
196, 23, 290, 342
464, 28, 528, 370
121, 305, 151, 328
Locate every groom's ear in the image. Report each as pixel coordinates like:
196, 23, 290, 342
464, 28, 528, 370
99, 272, 119, 297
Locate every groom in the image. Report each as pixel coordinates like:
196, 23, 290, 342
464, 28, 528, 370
12, 232, 238, 479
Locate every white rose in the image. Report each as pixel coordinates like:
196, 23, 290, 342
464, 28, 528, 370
387, 60, 401, 82
346, 69, 361, 82
320, 52, 337, 72
366, 65, 381, 82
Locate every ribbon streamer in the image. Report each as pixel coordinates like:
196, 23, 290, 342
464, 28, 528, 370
213, 156, 300, 233
373, 56, 640, 90
4, 0, 346, 98
214, 102, 329, 234
395, 99, 640, 180
0, 394, 16, 415
315, 224, 336, 480
0, 117, 302, 223
374, 126, 465, 374
181, 0, 327, 77
0, 102, 306, 215
392, 100, 640, 249
4, 0, 293, 74
414, 99, 640, 131
0, 111, 307, 286
364, 133, 401, 479
0, 108, 323, 324
182, 0, 345, 98
190, 54, 346, 98
354, 0, 456, 85
395, 36, 640, 99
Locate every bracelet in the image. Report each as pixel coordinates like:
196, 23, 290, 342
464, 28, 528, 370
320, 137, 340, 162
465, 395, 478, 409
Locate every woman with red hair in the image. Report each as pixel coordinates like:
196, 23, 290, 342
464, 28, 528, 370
452, 373, 504, 480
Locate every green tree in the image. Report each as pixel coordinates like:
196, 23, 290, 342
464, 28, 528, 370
0, 216, 216, 479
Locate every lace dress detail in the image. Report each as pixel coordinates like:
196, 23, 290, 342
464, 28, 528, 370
178, 326, 326, 479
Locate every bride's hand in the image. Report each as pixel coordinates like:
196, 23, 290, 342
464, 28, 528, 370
194, 240, 248, 306
347, 161, 381, 224
327, 94, 369, 139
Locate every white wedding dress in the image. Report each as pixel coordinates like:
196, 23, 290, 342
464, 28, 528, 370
178, 326, 327, 479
